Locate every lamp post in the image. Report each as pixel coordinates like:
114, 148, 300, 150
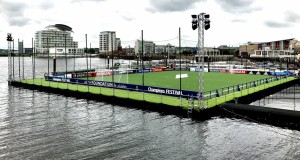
245, 45, 248, 70
191, 12, 210, 109
240, 50, 243, 68
207, 51, 210, 72
47, 37, 49, 79
53, 31, 57, 75
64, 34, 69, 89
165, 55, 168, 67
167, 44, 170, 68
107, 55, 110, 69
263, 43, 266, 72
73, 42, 76, 71
293, 47, 296, 74
136, 55, 139, 68
293, 41, 298, 74
85, 34, 89, 93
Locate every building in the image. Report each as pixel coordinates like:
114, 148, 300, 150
165, 43, 176, 55
25, 48, 33, 54
18, 41, 24, 54
99, 31, 118, 53
135, 40, 155, 56
116, 38, 121, 48
155, 45, 165, 55
153, 44, 177, 56
34, 24, 78, 57
240, 38, 298, 58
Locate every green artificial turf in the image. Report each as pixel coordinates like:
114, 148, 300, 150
83, 71, 271, 92
19, 76, 295, 110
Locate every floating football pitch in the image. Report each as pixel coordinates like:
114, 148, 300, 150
81, 71, 271, 92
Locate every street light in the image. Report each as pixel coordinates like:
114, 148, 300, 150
262, 43, 266, 72
165, 55, 168, 67
107, 55, 110, 69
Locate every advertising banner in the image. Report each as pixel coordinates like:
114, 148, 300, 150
229, 69, 248, 74
46, 76, 199, 99
96, 71, 112, 76
71, 72, 97, 78
136, 68, 152, 73
190, 67, 208, 72
219, 69, 227, 73
152, 68, 164, 72
209, 69, 220, 72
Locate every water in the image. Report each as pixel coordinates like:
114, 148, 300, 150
251, 84, 300, 111
1, 57, 300, 159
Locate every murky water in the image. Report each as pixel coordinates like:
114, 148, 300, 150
1, 57, 300, 159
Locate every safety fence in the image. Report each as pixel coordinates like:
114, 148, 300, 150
31, 74, 295, 109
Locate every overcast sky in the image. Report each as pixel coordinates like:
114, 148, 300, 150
1, 0, 300, 49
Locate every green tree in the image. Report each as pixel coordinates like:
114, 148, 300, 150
89, 48, 95, 54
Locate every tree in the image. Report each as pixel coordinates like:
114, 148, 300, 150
84, 48, 88, 53
182, 50, 192, 56
89, 48, 95, 54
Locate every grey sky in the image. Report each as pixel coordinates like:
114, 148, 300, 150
0, 0, 299, 48
147, 0, 202, 13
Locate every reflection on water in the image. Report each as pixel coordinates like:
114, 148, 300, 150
1, 57, 300, 159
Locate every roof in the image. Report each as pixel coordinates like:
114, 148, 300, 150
45, 24, 73, 32
242, 38, 296, 45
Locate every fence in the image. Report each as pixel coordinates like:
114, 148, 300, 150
36, 74, 295, 110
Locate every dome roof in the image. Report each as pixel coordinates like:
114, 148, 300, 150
45, 24, 73, 32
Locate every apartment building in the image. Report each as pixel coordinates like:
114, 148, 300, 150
99, 31, 118, 53
240, 38, 298, 58
134, 40, 155, 56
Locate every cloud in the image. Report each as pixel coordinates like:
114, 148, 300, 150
264, 11, 300, 28
8, 17, 30, 27
285, 11, 300, 23
265, 21, 289, 28
122, 15, 135, 21
147, 0, 202, 13
215, 0, 261, 14
71, 0, 106, 2
0, 0, 27, 17
0, 1, 30, 26
232, 19, 246, 23
39, 1, 54, 10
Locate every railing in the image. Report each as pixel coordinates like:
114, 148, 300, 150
38, 74, 295, 109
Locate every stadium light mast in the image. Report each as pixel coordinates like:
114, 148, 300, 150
191, 13, 210, 109
7, 33, 13, 84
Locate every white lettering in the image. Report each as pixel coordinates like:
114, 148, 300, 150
148, 87, 165, 94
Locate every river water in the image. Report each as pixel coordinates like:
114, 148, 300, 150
1, 57, 300, 159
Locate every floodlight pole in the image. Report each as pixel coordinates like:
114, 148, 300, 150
8, 40, 12, 83
192, 13, 207, 109
141, 30, 144, 100
197, 13, 205, 109
263, 43, 266, 72
7, 33, 13, 84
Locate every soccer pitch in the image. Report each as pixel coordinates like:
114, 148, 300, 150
83, 71, 272, 92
